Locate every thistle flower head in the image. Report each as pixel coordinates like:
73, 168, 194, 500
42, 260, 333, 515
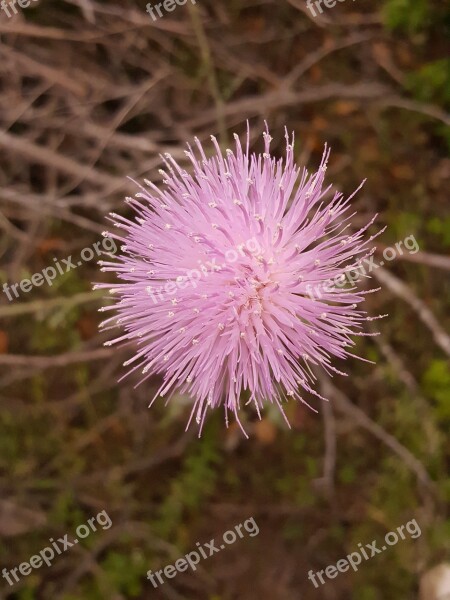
97, 126, 380, 435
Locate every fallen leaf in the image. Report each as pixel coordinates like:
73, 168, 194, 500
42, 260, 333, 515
333, 101, 359, 116
37, 238, 66, 254
391, 164, 415, 180
76, 313, 98, 340
254, 419, 277, 444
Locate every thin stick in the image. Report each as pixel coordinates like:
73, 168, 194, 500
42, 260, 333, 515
186, 1, 227, 145
322, 376, 436, 494
374, 268, 450, 357
0, 290, 104, 318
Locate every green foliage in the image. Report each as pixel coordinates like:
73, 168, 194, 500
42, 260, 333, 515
338, 463, 357, 484
50, 490, 85, 530
422, 359, 450, 421
370, 455, 417, 519
17, 586, 39, 600
100, 550, 146, 597
153, 424, 222, 542
429, 518, 450, 550
388, 211, 421, 244
274, 432, 320, 507
426, 217, 450, 248
281, 519, 304, 541
382, 0, 430, 34
353, 584, 378, 600
29, 314, 81, 354
407, 59, 450, 107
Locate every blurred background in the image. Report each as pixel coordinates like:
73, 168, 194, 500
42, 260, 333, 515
0, 0, 449, 598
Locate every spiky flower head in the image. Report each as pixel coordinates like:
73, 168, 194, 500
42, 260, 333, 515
97, 126, 380, 436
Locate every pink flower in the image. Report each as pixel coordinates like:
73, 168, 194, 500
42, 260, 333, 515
96, 126, 381, 436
